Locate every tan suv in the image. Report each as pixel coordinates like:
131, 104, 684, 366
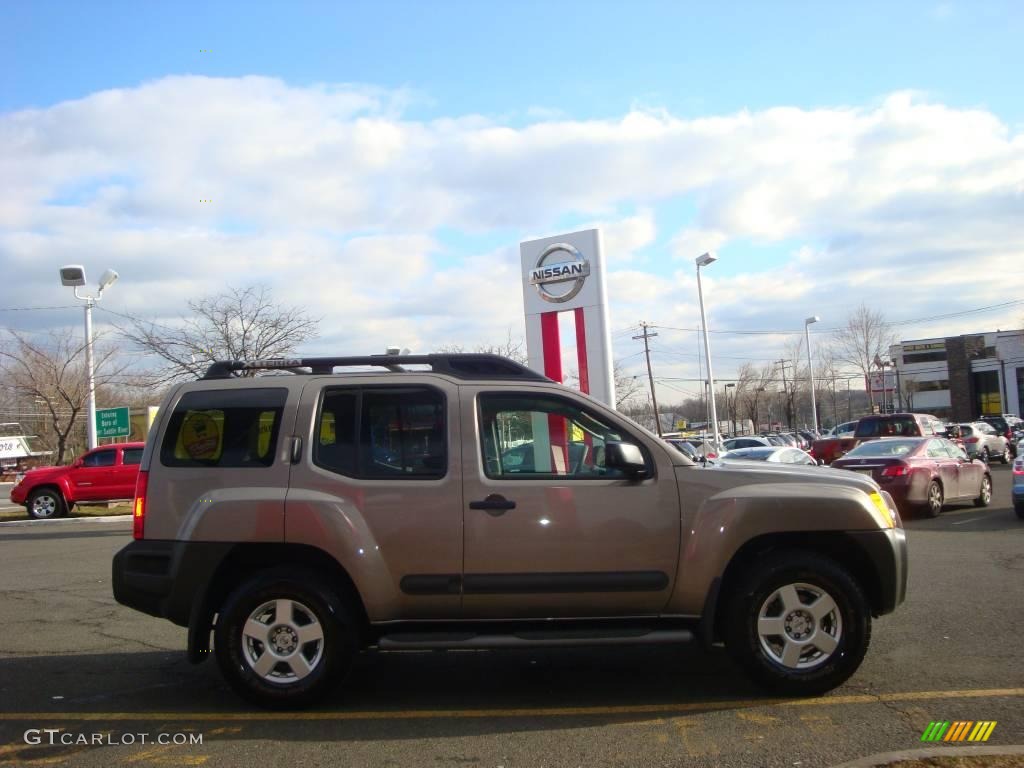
113, 354, 908, 708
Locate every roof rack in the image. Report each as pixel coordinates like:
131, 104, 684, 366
201, 353, 550, 382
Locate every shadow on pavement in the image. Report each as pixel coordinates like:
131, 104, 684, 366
0, 644, 767, 741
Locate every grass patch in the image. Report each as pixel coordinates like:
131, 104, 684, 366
1, 501, 132, 521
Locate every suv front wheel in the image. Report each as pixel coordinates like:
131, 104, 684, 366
215, 569, 356, 708
725, 551, 871, 696
27, 488, 67, 519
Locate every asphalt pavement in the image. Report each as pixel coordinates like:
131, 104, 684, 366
1, 466, 1022, 767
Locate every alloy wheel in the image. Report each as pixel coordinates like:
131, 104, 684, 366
756, 582, 843, 670
241, 599, 325, 685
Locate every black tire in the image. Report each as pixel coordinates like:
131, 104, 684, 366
999, 449, 1010, 465
724, 550, 871, 696
1016, 503, 1024, 520
214, 569, 356, 709
922, 480, 943, 518
980, 447, 990, 464
27, 488, 67, 519
973, 475, 992, 508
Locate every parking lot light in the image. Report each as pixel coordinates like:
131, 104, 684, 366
59, 265, 119, 450
696, 252, 721, 452
804, 315, 820, 434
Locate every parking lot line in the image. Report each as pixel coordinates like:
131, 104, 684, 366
1, 687, 1021, 722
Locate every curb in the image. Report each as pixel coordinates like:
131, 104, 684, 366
830, 744, 1024, 767
0, 515, 131, 528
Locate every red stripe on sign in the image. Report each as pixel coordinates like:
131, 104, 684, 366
574, 307, 589, 395
541, 311, 562, 382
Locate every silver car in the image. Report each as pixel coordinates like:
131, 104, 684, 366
958, 422, 1010, 464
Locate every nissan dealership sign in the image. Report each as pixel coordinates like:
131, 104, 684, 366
520, 229, 615, 407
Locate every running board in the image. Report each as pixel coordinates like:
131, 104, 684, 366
377, 628, 693, 650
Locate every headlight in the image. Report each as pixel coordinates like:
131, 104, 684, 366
868, 491, 896, 529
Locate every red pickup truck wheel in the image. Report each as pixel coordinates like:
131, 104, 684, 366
28, 488, 68, 519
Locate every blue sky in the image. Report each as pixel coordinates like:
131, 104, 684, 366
2, 1, 1023, 401
5, 1, 1021, 122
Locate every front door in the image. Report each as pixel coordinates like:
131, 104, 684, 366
69, 448, 119, 501
461, 387, 680, 619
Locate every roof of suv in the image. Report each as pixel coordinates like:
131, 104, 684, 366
201, 353, 549, 382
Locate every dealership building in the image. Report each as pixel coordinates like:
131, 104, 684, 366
888, 329, 1024, 421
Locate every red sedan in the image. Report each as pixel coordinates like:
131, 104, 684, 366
831, 437, 991, 518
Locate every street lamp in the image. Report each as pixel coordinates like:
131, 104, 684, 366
695, 252, 721, 451
804, 315, 820, 434
59, 265, 119, 450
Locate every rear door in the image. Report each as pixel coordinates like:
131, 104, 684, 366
112, 446, 143, 499
945, 439, 981, 498
925, 439, 959, 499
284, 377, 463, 621
460, 386, 680, 619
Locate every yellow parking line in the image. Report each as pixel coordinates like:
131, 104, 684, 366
0, 688, 1020, 722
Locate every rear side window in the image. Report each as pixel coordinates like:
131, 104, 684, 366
160, 388, 287, 468
122, 448, 143, 465
315, 387, 446, 479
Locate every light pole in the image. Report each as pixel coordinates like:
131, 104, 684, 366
695, 252, 721, 451
804, 315, 820, 434
59, 265, 119, 450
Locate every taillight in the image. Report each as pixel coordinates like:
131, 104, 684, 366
964, 437, 978, 444
133, 470, 148, 540
881, 464, 909, 477
1014, 460, 1024, 475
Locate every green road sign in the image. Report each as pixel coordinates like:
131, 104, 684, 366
96, 407, 130, 438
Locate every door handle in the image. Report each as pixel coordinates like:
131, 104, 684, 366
469, 494, 516, 514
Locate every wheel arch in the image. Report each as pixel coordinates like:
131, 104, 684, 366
704, 531, 884, 646
188, 542, 369, 662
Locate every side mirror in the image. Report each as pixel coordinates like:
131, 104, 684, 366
605, 441, 648, 478
72, 457, 84, 468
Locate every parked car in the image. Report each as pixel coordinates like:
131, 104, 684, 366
827, 421, 859, 437
112, 353, 906, 708
721, 446, 817, 465
832, 437, 991, 518
761, 433, 790, 446
979, 415, 1022, 458
723, 436, 771, 451
9, 443, 145, 519
1013, 451, 1024, 519
957, 422, 1010, 464
665, 438, 701, 462
811, 413, 946, 466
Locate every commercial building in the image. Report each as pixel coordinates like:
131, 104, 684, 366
888, 329, 1024, 421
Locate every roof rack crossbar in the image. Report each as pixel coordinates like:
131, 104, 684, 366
201, 353, 550, 382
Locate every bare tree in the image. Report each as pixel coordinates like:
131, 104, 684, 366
436, 328, 528, 364
833, 304, 897, 409
0, 330, 125, 465
564, 361, 646, 410
119, 286, 320, 383
737, 362, 775, 431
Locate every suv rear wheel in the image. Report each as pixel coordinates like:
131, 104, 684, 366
27, 488, 67, 519
725, 551, 871, 696
215, 569, 356, 708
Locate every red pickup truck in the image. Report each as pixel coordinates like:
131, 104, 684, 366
10, 443, 145, 519
811, 413, 947, 465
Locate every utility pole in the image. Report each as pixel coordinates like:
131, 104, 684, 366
633, 322, 662, 436
776, 359, 793, 429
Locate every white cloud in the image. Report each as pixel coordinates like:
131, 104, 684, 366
1, 78, 1023, 402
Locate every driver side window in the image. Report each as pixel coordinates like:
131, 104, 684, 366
478, 394, 637, 479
